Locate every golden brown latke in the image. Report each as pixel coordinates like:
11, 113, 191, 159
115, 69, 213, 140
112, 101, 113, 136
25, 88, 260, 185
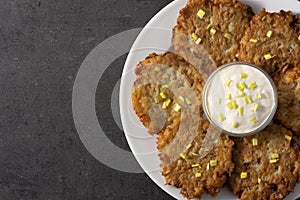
160, 125, 234, 199
228, 124, 300, 200
239, 9, 300, 74
273, 63, 300, 136
173, 0, 254, 70
132, 52, 206, 135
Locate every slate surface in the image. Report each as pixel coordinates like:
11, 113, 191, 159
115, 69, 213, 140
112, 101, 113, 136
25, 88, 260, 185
0, 0, 173, 199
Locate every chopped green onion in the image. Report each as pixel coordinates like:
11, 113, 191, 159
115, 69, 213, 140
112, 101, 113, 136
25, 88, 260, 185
252, 103, 259, 112
232, 121, 238, 128
256, 92, 262, 99
197, 9, 205, 19
270, 159, 278, 164
192, 164, 200, 168
195, 38, 202, 44
238, 107, 244, 116
252, 138, 258, 146
251, 117, 257, 123
285, 135, 292, 141
224, 33, 231, 39
160, 92, 166, 99
173, 103, 181, 112
191, 33, 199, 41
226, 102, 233, 109
178, 96, 185, 102
225, 94, 231, 100
237, 92, 245, 98
219, 113, 226, 122
154, 67, 160, 72
241, 73, 248, 79
206, 23, 211, 30
162, 99, 171, 108
224, 78, 232, 87
258, 177, 262, 184
231, 100, 238, 109
271, 153, 279, 159
264, 53, 275, 60
210, 160, 217, 167
249, 82, 257, 90
210, 28, 216, 35
240, 172, 247, 179
266, 30, 272, 38
186, 143, 192, 149
180, 153, 187, 159
246, 96, 253, 104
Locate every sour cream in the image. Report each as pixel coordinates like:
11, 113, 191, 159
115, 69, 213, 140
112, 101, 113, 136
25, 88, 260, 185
203, 62, 277, 137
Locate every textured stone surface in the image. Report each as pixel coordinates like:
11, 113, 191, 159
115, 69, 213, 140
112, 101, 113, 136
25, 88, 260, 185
0, 0, 174, 199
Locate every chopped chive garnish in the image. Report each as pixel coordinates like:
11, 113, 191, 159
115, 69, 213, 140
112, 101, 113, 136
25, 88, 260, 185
225, 94, 231, 100
264, 53, 275, 60
219, 113, 226, 122
192, 164, 200, 168
238, 107, 244, 116
252, 138, 258, 146
232, 121, 238, 128
251, 117, 257, 123
240, 73, 248, 79
240, 172, 247, 179
206, 23, 211, 29
246, 96, 253, 104
180, 153, 187, 159
173, 103, 181, 112
271, 153, 279, 159
224, 33, 231, 39
226, 102, 233, 109
218, 98, 222, 104
210, 160, 217, 167
210, 28, 216, 35
256, 92, 262, 99
237, 82, 246, 91
154, 67, 160, 72
258, 177, 261, 184
250, 38, 258, 43
195, 37, 202, 44
243, 97, 248, 105
160, 92, 167, 99
261, 16, 266, 21
266, 30, 272, 38
224, 78, 232, 87
195, 172, 202, 178
252, 103, 259, 112
178, 96, 185, 102
285, 135, 292, 141
197, 9, 205, 19
231, 100, 238, 109
162, 99, 171, 109
270, 159, 278, 164
237, 92, 245, 98
191, 33, 199, 41
185, 98, 191, 105
249, 82, 257, 90
186, 143, 192, 149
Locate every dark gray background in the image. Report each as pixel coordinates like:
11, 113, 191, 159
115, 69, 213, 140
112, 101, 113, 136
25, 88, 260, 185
0, 0, 174, 199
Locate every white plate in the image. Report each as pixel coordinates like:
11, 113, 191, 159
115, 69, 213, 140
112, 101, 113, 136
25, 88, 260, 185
119, 0, 300, 199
